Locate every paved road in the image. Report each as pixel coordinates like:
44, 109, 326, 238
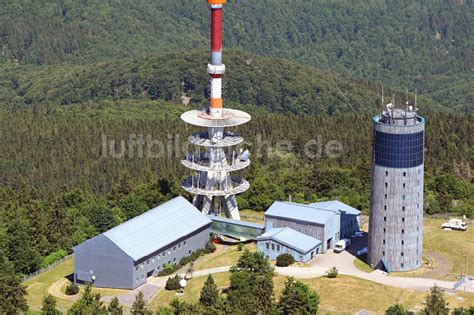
276, 249, 455, 291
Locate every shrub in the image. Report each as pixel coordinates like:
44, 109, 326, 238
40, 249, 68, 269
276, 253, 295, 267
204, 241, 216, 254
325, 266, 338, 278
179, 256, 191, 266
165, 275, 180, 291
237, 243, 243, 251
65, 282, 79, 295
158, 263, 178, 276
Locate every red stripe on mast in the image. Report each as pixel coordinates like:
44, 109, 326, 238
211, 8, 222, 53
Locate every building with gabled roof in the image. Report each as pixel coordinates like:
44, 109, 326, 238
74, 196, 212, 289
256, 227, 322, 262
310, 200, 361, 239
264, 200, 360, 253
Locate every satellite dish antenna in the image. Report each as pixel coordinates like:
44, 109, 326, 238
179, 279, 187, 288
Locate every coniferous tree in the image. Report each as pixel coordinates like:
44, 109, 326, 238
199, 274, 219, 307
420, 285, 449, 315
68, 282, 105, 314
107, 296, 123, 315
385, 303, 409, 315
41, 294, 60, 315
227, 250, 274, 314
131, 291, 148, 315
278, 277, 319, 315
0, 251, 29, 314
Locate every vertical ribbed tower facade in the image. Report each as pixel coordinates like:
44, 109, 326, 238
368, 104, 425, 272
180, 0, 250, 220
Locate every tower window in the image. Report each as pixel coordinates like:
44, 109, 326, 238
417, 204, 420, 209
401, 240, 404, 245
385, 182, 388, 188
383, 239, 385, 245
402, 206, 405, 211
403, 183, 406, 188
384, 217, 386, 222
383, 251, 385, 256
402, 195, 406, 200
402, 218, 405, 222
386, 171, 388, 176
384, 194, 387, 199
402, 229, 405, 234
384, 205, 387, 210
403, 172, 406, 176
401, 252, 404, 257
383, 228, 386, 233
401, 263, 404, 268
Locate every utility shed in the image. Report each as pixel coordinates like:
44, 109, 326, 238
74, 196, 212, 289
256, 227, 321, 262
309, 200, 361, 239
265, 201, 340, 253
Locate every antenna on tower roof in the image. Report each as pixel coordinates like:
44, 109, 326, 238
381, 85, 384, 114
415, 88, 418, 110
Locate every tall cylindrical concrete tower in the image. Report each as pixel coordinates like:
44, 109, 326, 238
368, 103, 425, 272
180, 0, 250, 220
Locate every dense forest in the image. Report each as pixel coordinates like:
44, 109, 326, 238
0, 0, 472, 299
0, 102, 472, 276
0, 50, 447, 114
0, 0, 472, 110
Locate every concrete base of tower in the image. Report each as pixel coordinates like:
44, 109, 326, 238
192, 194, 240, 220
222, 195, 240, 220
367, 247, 422, 273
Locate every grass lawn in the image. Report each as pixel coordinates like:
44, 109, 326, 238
353, 254, 373, 273
192, 243, 256, 271
148, 272, 230, 310
239, 209, 265, 224
422, 217, 473, 276
24, 257, 128, 313
24, 258, 75, 312
148, 272, 474, 313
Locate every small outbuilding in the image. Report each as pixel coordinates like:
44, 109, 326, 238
74, 196, 212, 289
256, 227, 321, 262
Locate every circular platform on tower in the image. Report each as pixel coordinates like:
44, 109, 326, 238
181, 177, 250, 196
181, 109, 251, 128
188, 131, 244, 147
181, 159, 250, 172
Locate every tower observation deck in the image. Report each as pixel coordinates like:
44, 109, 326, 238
180, 0, 250, 220
368, 100, 425, 272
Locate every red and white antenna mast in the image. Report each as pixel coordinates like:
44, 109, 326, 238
180, 0, 251, 220
208, 0, 226, 116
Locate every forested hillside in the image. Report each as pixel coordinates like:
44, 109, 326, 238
1, 0, 472, 110
0, 0, 473, 287
0, 102, 473, 275
0, 50, 446, 114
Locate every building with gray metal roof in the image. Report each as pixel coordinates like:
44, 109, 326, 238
74, 196, 212, 289
310, 200, 361, 239
257, 227, 322, 262
264, 200, 360, 253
